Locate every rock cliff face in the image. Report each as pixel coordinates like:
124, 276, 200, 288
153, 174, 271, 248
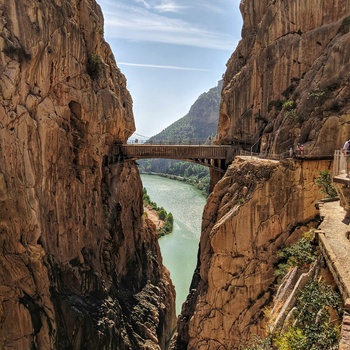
174, 0, 350, 348
219, 0, 350, 155
175, 157, 330, 348
0, 0, 176, 349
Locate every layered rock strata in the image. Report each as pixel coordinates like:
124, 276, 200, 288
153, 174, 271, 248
0, 0, 176, 349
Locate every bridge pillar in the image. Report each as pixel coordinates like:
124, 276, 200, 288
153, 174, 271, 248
210, 168, 225, 192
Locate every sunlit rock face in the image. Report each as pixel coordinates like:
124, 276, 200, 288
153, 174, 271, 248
175, 157, 331, 348
218, 0, 350, 155
0, 0, 176, 348
174, 0, 350, 348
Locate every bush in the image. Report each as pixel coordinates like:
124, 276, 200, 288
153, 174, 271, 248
307, 87, 328, 103
158, 208, 167, 220
315, 170, 337, 198
87, 53, 102, 79
282, 100, 296, 111
275, 231, 317, 281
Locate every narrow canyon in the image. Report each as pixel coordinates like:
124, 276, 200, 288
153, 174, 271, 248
1, 0, 350, 349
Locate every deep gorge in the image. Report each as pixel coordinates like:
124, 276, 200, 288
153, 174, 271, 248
1, 0, 350, 349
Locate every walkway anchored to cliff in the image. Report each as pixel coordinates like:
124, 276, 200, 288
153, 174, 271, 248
103, 143, 236, 172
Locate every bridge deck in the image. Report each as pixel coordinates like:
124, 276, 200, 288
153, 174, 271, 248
104, 144, 235, 172
120, 144, 231, 159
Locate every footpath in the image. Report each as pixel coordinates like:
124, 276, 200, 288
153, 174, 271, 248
318, 200, 350, 349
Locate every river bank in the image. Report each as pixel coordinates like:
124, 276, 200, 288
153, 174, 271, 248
144, 205, 164, 230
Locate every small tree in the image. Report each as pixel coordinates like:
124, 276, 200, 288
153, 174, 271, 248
158, 208, 167, 220
166, 213, 173, 225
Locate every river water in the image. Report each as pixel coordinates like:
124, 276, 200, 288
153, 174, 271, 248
140, 174, 206, 315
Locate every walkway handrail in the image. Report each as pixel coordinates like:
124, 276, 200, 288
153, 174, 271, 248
240, 150, 286, 161
127, 138, 213, 145
333, 149, 347, 177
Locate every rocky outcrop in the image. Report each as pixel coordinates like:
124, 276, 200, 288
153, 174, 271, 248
218, 0, 350, 155
0, 0, 176, 349
175, 157, 332, 348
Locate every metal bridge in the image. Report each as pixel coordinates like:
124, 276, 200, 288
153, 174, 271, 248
103, 143, 236, 172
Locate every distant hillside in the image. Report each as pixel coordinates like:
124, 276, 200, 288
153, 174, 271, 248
139, 80, 223, 195
147, 80, 222, 142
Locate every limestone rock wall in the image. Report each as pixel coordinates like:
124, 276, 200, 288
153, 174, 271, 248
218, 0, 350, 155
175, 157, 331, 348
0, 0, 176, 349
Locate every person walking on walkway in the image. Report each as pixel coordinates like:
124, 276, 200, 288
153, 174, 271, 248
343, 138, 350, 177
289, 146, 294, 158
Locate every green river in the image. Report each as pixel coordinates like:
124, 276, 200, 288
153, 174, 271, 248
140, 174, 206, 315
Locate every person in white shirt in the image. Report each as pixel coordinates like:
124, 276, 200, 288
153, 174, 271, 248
343, 139, 350, 177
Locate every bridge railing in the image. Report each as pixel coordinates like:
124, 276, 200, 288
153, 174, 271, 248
333, 149, 347, 178
127, 138, 213, 145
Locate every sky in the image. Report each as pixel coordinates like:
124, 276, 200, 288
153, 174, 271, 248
98, 0, 243, 139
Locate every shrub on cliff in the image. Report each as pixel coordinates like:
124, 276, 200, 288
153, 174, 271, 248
275, 280, 342, 349
87, 53, 102, 79
315, 170, 337, 198
275, 230, 317, 281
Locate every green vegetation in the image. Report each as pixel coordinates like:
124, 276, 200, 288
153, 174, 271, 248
274, 280, 342, 349
3, 46, 31, 62
138, 82, 222, 196
241, 336, 273, 350
138, 159, 210, 196
147, 84, 221, 142
243, 232, 342, 349
282, 100, 297, 122
143, 188, 174, 236
275, 230, 317, 282
87, 53, 102, 79
282, 100, 296, 111
307, 87, 327, 102
315, 170, 338, 198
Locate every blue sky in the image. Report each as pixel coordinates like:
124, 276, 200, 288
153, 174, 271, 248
98, 0, 243, 138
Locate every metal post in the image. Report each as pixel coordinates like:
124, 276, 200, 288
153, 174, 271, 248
250, 136, 262, 158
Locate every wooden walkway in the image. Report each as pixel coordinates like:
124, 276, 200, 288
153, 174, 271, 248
104, 144, 236, 172
317, 200, 350, 348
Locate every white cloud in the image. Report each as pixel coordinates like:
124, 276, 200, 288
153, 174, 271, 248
118, 62, 212, 71
154, 1, 188, 13
133, 0, 150, 8
99, 0, 235, 51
